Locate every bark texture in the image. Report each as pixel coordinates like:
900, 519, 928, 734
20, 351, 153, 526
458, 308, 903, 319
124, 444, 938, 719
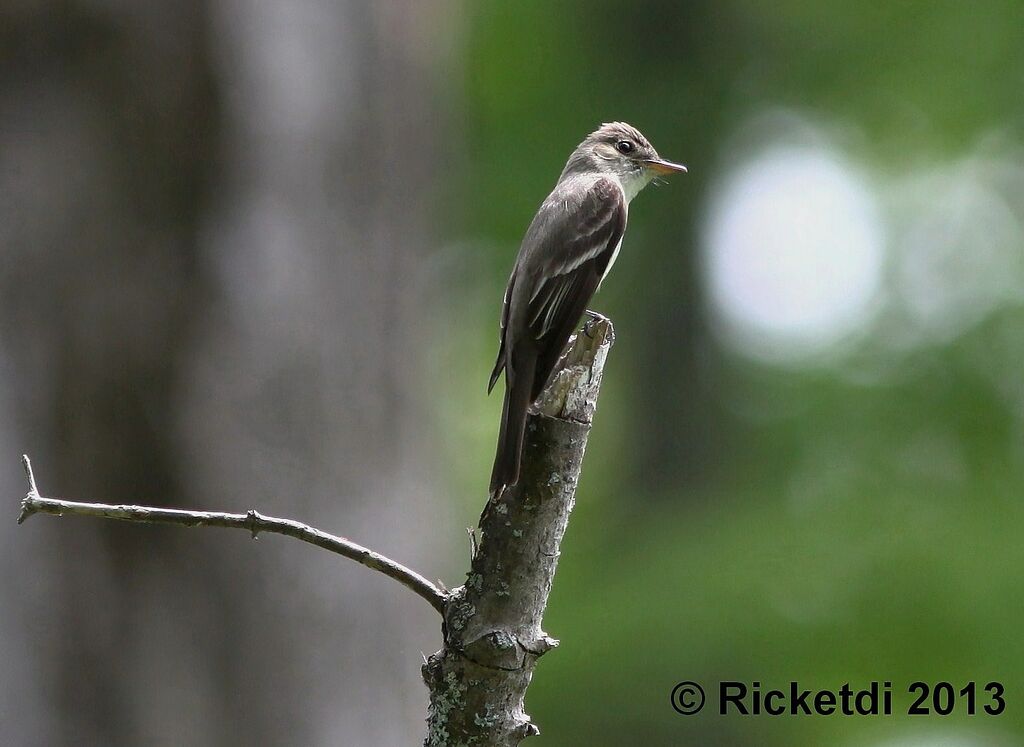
423, 319, 614, 745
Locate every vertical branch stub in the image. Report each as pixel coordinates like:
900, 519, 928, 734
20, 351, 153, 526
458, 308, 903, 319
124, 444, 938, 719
423, 318, 615, 745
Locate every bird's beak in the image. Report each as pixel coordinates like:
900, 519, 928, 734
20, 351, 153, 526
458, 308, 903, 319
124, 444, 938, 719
643, 158, 688, 175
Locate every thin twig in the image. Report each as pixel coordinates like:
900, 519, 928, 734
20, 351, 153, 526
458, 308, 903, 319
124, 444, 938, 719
17, 455, 447, 615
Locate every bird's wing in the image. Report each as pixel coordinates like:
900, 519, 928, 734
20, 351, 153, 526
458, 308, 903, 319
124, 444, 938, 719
489, 177, 626, 396
522, 177, 626, 397
488, 267, 516, 393
487, 177, 626, 494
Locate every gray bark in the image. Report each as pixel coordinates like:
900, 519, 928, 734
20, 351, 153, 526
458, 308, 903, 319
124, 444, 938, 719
423, 319, 615, 745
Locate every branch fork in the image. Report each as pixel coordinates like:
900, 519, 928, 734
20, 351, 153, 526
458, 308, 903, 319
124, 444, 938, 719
15, 317, 616, 746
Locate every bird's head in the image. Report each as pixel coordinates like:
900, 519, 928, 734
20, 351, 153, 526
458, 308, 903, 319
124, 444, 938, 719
562, 122, 687, 200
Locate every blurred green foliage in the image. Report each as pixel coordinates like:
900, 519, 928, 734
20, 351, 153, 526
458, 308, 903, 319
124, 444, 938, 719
437, 1, 1024, 744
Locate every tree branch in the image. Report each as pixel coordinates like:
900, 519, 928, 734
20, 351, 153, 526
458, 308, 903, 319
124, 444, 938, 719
423, 317, 615, 745
15, 317, 616, 745
17, 455, 447, 615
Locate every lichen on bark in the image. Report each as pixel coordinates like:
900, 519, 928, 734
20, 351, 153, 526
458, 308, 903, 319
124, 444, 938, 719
423, 319, 614, 745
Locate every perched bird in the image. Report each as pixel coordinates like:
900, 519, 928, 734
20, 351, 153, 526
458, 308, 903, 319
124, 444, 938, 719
488, 122, 686, 496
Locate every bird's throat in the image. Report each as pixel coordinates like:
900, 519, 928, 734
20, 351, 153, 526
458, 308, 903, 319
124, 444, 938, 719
616, 169, 652, 203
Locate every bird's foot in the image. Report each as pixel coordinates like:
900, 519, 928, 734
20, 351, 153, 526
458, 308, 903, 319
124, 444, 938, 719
583, 309, 608, 338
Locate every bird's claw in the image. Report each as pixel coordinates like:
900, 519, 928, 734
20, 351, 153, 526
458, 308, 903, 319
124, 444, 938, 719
583, 309, 607, 338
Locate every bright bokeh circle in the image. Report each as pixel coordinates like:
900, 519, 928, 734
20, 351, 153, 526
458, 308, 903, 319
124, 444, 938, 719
702, 145, 884, 363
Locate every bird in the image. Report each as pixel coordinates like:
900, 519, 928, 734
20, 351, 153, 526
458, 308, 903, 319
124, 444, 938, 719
488, 122, 687, 497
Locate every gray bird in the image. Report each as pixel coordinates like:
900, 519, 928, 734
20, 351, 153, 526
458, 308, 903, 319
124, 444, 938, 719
489, 122, 686, 496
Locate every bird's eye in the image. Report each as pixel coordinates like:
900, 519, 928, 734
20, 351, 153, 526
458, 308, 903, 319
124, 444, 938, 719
615, 140, 634, 154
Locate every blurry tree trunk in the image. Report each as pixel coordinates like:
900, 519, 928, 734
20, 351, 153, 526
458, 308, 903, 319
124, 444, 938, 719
0, 2, 453, 744
0, 3, 219, 744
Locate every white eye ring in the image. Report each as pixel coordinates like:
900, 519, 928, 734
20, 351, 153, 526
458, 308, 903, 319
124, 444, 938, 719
616, 140, 635, 154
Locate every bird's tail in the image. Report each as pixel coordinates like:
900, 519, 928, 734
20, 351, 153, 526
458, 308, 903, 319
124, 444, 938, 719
489, 350, 536, 498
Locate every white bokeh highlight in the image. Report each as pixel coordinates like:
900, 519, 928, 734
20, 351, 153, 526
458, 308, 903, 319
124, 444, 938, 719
894, 161, 1024, 344
703, 144, 885, 363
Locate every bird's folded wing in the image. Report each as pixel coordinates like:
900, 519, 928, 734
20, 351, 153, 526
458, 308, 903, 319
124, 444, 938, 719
525, 177, 626, 339
523, 177, 626, 395
489, 177, 626, 396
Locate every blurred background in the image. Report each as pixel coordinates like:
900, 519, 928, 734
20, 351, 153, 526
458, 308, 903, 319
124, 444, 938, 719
2, 1, 1022, 745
